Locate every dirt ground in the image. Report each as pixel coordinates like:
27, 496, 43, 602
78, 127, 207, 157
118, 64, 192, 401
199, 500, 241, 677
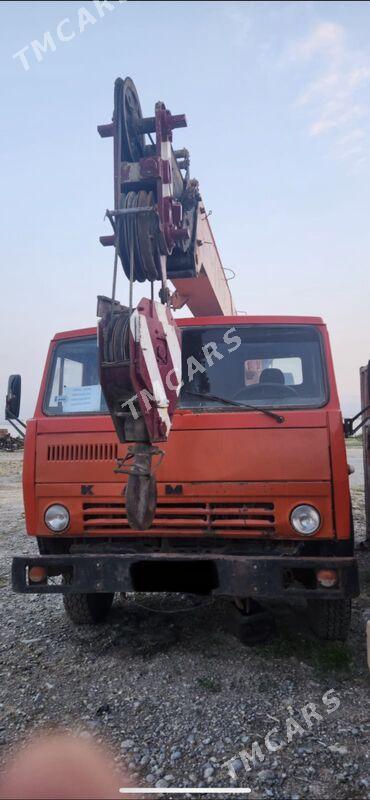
0, 450, 369, 800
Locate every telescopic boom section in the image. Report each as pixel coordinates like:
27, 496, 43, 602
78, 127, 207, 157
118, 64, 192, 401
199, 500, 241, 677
97, 77, 234, 529
171, 207, 235, 316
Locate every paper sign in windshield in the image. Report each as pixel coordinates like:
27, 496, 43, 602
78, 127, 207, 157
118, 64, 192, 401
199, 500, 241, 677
60, 385, 102, 413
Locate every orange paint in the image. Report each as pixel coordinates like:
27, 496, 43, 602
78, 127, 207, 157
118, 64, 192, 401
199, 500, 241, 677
22, 316, 352, 549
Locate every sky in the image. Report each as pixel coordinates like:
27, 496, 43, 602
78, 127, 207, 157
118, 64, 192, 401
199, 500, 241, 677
1, 0, 370, 424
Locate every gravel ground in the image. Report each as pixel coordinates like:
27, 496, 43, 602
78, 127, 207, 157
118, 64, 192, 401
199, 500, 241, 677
0, 450, 369, 800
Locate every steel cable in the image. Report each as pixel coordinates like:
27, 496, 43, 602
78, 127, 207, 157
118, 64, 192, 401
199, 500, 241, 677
117, 190, 162, 283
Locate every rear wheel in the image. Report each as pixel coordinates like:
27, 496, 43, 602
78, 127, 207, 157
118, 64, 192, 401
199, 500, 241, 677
62, 575, 114, 625
307, 598, 351, 641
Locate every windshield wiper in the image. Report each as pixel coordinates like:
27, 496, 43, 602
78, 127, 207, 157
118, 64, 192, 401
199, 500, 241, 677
183, 390, 285, 423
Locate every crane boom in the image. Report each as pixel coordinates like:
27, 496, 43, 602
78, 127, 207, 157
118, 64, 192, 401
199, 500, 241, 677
171, 207, 236, 316
97, 77, 236, 528
98, 76, 234, 317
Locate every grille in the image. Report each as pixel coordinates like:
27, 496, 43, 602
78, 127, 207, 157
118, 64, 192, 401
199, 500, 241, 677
47, 443, 118, 462
82, 501, 275, 533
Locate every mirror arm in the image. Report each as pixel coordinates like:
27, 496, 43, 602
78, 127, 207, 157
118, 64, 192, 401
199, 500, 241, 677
7, 420, 25, 439
6, 412, 26, 438
344, 403, 370, 437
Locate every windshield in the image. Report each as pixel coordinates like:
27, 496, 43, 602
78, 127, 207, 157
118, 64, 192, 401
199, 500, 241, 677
179, 325, 327, 410
44, 325, 327, 416
44, 337, 108, 415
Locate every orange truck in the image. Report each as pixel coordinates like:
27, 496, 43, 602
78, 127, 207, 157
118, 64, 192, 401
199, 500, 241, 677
8, 314, 359, 640
7, 77, 361, 641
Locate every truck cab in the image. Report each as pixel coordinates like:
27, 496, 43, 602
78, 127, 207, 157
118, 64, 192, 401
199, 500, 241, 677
12, 314, 358, 640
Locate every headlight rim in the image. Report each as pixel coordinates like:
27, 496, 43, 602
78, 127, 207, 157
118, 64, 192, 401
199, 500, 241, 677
44, 503, 70, 533
290, 503, 321, 536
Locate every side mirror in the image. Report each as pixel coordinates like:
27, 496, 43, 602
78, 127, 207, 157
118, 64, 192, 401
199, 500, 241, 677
5, 374, 21, 420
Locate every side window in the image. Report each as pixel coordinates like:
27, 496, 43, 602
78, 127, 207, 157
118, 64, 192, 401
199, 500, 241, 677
45, 339, 106, 414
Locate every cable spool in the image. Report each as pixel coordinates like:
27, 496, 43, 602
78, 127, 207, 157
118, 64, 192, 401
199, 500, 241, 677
112, 312, 131, 363
112, 79, 162, 283
117, 190, 162, 283
100, 77, 194, 293
103, 311, 131, 363
115, 76, 144, 164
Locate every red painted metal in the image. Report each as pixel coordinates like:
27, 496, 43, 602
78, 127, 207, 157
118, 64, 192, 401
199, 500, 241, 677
153, 101, 188, 254
97, 297, 181, 445
24, 316, 352, 548
128, 298, 182, 441
98, 77, 234, 316
99, 78, 189, 261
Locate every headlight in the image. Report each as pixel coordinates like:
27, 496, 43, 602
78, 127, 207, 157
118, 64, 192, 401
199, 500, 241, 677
44, 504, 70, 533
290, 504, 320, 535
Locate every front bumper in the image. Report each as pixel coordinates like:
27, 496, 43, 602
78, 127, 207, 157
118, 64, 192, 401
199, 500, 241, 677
12, 553, 359, 599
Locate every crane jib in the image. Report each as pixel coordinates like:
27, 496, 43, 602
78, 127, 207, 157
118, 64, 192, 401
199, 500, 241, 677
97, 76, 233, 528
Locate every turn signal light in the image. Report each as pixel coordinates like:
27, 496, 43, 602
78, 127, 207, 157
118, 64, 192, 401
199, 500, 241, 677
28, 566, 47, 584
316, 569, 337, 588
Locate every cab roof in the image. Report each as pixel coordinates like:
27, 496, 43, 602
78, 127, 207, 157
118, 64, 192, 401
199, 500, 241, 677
52, 315, 325, 341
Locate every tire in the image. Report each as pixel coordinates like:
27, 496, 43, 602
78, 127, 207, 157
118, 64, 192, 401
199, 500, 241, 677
308, 598, 351, 641
62, 575, 114, 625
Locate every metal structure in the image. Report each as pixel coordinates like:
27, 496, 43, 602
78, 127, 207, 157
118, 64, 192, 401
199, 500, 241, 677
360, 363, 370, 542
0, 430, 23, 452
97, 77, 234, 528
8, 78, 361, 642
344, 361, 370, 544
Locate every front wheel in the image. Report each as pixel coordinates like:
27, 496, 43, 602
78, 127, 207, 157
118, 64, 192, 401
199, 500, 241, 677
307, 598, 351, 641
62, 575, 114, 625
